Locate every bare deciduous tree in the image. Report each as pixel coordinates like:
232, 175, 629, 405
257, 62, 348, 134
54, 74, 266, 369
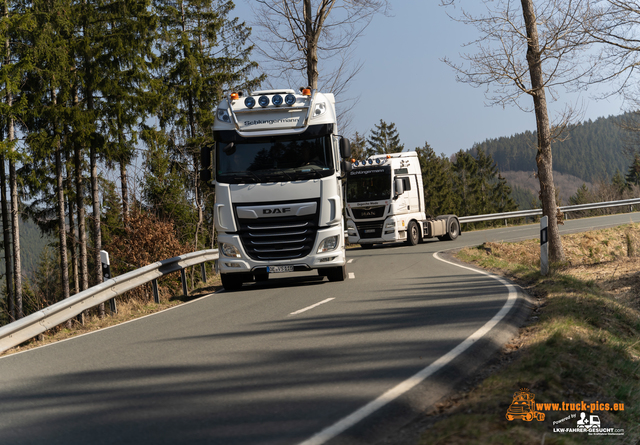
442, 0, 598, 263
252, 0, 389, 131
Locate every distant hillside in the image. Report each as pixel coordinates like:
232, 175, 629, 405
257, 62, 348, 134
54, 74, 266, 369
471, 113, 634, 184
501, 170, 594, 208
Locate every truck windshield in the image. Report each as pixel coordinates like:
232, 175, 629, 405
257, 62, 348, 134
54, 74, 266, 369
347, 169, 391, 202
215, 132, 334, 184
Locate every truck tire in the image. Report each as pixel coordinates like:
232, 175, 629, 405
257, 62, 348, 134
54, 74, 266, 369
221, 273, 245, 291
326, 264, 347, 282
406, 220, 420, 246
254, 272, 269, 282
443, 218, 460, 241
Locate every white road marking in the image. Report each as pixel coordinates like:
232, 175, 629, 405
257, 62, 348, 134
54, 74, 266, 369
289, 298, 335, 316
298, 251, 519, 445
347, 259, 354, 264
348, 273, 355, 279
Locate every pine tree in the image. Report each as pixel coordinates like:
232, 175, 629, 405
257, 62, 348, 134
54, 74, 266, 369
349, 131, 367, 161
152, 0, 263, 250
416, 142, 457, 216
366, 120, 404, 156
625, 153, 640, 187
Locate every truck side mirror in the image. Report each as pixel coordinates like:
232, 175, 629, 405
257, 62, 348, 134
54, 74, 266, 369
394, 178, 404, 198
340, 137, 351, 159
341, 159, 352, 175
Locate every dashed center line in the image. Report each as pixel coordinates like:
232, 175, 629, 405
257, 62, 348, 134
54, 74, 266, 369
348, 272, 355, 279
289, 298, 335, 316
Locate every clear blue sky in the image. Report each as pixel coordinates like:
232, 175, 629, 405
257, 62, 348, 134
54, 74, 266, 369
234, 2, 625, 158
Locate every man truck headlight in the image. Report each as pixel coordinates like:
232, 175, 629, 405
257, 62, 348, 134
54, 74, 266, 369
312, 102, 326, 117
217, 108, 231, 123
221, 243, 241, 258
317, 235, 339, 253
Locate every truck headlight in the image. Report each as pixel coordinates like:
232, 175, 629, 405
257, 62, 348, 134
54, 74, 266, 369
385, 221, 395, 229
217, 108, 231, 123
220, 243, 241, 258
317, 235, 339, 253
312, 102, 326, 118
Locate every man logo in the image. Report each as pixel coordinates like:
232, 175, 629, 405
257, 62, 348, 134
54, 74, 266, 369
263, 207, 291, 215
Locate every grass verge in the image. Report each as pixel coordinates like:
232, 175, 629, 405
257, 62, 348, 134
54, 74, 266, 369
413, 223, 640, 444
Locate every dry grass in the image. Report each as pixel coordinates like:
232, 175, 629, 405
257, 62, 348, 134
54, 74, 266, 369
412, 223, 640, 445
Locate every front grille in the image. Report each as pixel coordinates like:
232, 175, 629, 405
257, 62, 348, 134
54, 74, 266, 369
351, 205, 386, 219
356, 222, 383, 239
236, 202, 319, 261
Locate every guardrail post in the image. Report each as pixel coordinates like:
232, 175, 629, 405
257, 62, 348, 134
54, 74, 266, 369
200, 263, 207, 283
101, 250, 116, 314
180, 269, 188, 297
152, 279, 160, 304
540, 216, 549, 276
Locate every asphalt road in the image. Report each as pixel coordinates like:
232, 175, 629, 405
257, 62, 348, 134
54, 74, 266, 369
2, 213, 639, 445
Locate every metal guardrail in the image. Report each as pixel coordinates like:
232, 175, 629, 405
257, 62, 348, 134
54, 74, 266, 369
458, 198, 640, 224
0, 249, 219, 354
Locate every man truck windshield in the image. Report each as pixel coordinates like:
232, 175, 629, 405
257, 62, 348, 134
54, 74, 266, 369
347, 168, 391, 202
216, 127, 334, 184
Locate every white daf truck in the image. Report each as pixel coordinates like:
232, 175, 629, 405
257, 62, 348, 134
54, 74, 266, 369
346, 152, 460, 248
203, 88, 352, 290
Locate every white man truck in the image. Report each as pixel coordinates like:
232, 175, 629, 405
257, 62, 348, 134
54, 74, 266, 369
202, 88, 352, 291
346, 152, 460, 247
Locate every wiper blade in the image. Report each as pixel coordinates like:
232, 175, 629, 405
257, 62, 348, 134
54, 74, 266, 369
261, 169, 294, 181
296, 169, 322, 178
229, 171, 262, 182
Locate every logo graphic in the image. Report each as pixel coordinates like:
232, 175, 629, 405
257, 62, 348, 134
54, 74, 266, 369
506, 388, 546, 422
577, 412, 600, 429
263, 207, 291, 215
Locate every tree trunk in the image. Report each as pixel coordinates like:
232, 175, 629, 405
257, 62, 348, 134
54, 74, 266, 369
0, 154, 14, 321
67, 176, 79, 295
120, 159, 129, 227
303, 0, 318, 89
53, 88, 70, 328
91, 145, 104, 317
73, 81, 89, 294
520, 0, 565, 263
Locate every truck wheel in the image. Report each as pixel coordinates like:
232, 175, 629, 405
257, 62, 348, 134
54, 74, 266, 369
254, 272, 269, 282
221, 273, 244, 291
327, 264, 347, 282
406, 221, 419, 246
317, 269, 329, 277
444, 218, 460, 241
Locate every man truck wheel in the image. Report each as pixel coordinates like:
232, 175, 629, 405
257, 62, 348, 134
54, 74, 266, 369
406, 221, 420, 246
221, 273, 245, 291
254, 272, 269, 282
444, 218, 460, 241
326, 264, 347, 282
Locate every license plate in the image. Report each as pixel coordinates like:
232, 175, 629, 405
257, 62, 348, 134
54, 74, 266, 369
267, 265, 294, 273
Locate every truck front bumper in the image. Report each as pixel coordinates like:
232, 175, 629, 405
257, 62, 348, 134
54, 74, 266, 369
217, 225, 345, 274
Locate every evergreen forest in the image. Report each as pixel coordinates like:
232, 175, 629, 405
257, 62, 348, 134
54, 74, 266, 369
470, 113, 634, 184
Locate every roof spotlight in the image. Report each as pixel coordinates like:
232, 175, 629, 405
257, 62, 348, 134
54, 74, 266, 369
272, 94, 283, 106
244, 96, 256, 108
258, 95, 269, 107
285, 94, 296, 106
